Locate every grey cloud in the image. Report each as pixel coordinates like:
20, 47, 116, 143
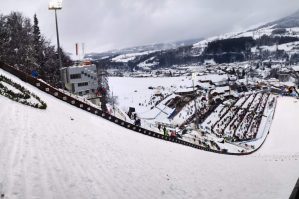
0, 0, 298, 53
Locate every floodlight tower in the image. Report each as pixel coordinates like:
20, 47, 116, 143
49, 0, 63, 76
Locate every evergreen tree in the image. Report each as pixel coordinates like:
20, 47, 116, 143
2, 12, 35, 71
231, 68, 236, 75
99, 72, 109, 112
0, 12, 72, 87
0, 14, 9, 61
33, 14, 45, 71
33, 14, 41, 43
95, 62, 110, 112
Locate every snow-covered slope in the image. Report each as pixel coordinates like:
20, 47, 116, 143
193, 26, 299, 51
111, 51, 156, 63
0, 68, 299, 199
257, 10, 299, 29
109, 76, 192, 115
193, 10, 299, 55
85, 38, 202, 62
259, 97, 299, 155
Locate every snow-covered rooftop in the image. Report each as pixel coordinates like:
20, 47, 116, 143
292, 65, 299, 72
197, 74, 228, 83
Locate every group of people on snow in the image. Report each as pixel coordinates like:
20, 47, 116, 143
127, 107, 141, 126
157, 124, 181, 139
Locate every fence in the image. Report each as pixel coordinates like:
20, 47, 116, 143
0, 61, 271, 156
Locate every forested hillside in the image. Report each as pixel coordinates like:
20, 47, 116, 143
0, 12, 72, 87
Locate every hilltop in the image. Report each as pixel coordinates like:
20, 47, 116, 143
88, 10, 299, 71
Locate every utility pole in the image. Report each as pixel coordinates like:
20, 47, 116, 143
54, 9, 63, 70
112, 91, 115, 116
192, 73, 198, 129
49, 0, 63, 88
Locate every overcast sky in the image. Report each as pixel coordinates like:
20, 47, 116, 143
0, 0, 298, 54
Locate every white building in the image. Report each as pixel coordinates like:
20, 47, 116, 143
61, 62, 98, 96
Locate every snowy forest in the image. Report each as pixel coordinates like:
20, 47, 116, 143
0, 12, 72, 87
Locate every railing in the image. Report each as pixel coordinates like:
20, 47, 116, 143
0, 61, 271, 156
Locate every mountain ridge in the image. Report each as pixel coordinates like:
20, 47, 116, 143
84, 38, 203, 60
89, 11, 299, 68
255, 9, 299, 29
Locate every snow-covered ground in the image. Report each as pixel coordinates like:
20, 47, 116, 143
0, 81, 22, 94
259, 97, 299, 155
1, 69, 299, 199
109, 75, 281, 153
111, 51, 156, 63
109, 74, 228, 120
137, 57, 159, 70
193, 25, 299, 56
172, 96, 204, 126
109, 76, 193, 115
251, 41, 299, 55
